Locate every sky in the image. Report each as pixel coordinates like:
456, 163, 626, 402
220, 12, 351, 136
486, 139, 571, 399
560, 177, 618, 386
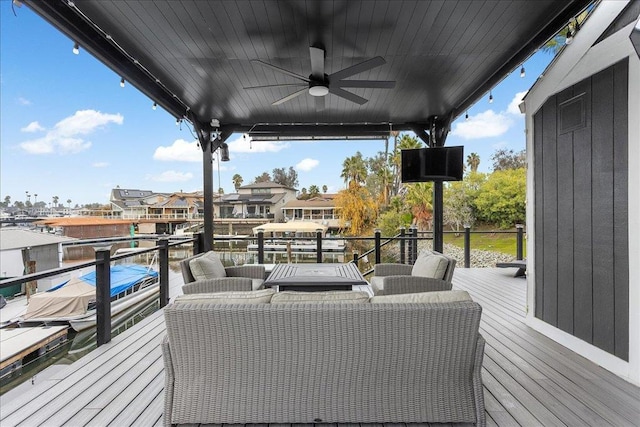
1, 1, 556, 207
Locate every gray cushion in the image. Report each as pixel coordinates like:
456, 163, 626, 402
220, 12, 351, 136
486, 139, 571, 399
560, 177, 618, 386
251, 278, 265, 291
271, 290, 370, 304
174, 288, 275, 304
411, 251, 449, 279
370, 290, 472, 303
188, 251, 226, 281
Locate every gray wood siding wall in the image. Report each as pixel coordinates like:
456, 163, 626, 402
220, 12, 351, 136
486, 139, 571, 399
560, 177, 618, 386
533, 58, 629, 361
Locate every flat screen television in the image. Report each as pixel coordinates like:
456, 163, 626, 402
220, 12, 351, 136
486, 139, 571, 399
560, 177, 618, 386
401, 146, 464, 182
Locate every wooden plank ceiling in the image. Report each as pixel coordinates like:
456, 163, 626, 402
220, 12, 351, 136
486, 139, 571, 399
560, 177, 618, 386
26, 0, 591, 139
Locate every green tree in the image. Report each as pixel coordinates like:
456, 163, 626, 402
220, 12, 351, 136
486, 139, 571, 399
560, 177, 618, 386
466, 153, 480, 172
1, 196, 10, 208
340, 152, 368, 185
232, 174, 243, 191
404, 182, 433, 231
52, 195, 59, 207
376, 195, 412, 237
300, 188, 308, 199
67, 199, 72, 209
322, 185, 328, 193
253, 172, 271, 183
444, 180, 475, 232
366, 152, 393, 206
474, 168, 526, 228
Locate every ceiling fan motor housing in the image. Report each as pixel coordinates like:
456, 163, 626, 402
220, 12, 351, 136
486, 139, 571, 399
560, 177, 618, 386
309, 79, 329, 96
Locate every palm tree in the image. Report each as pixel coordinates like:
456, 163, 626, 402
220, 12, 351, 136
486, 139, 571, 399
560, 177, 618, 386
341, 152, 368, 185
467, 153, 480, 172
542, 10, 589, 55
52, 195, 59, 207
405, 182, 433, 231
322, 185, 328, 193
67, 199, 72, 210
391, 134, 423, 195
232, 174, 243, 191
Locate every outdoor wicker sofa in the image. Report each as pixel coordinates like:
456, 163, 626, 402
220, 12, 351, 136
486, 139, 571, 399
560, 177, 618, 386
179, 251, 266, 293
370, 249, 456, 295
162, 290, 486, 426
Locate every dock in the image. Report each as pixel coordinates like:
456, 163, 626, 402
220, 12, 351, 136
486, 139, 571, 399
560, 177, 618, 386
0, 326, 68, 377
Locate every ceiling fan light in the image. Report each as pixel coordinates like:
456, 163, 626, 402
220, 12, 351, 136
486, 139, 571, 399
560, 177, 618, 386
309, 85, 329, 97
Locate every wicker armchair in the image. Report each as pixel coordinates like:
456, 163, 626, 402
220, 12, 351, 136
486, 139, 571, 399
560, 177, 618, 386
180, 251, 266, 293
371, 250, 456, 295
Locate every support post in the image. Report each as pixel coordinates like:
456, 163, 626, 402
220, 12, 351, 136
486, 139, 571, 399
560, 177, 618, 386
159, 238, 169, 308
316, 229, 323, 263
95, 248, 111, 347
374, 229, 381, 265
194, 232, 204, 255
433, 181, 444, 253
516, 224, 524, 260
399, 227, 406, 264
257, 229, 264, 264
464, 226, 471, 268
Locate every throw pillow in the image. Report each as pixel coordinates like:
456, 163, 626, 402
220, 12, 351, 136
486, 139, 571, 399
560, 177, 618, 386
270, 290, 370, 304
188, 251, 227, 281
174, 288, 275, 304
370, 290, 472, 304
411, 251, 449, 279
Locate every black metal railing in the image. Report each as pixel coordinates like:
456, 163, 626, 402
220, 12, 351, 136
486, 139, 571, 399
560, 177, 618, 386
1, 226, 525, 348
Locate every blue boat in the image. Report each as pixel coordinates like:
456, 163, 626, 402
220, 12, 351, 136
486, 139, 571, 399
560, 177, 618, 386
20, 264, 159, 331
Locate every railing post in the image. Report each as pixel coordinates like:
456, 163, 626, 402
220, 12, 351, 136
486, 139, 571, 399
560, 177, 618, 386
411, 227, 418, 264
194, 232, 204, 255
516, 224, 524, 260
464, 226, 471, 268
257, 229, 265, 264
352, 252, 359, 267
316, 229, 323, 263
374, 229, 381, 265
399, 227, 406, 264
95, 248, 111, 347
159, 238, 169, 308
407, 226, 414, 265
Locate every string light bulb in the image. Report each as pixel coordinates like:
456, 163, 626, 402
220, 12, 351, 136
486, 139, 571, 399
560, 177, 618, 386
152, 102, 157, 110
176, 118, 181, 126
465, 111, 469, 121
489, 91, 494, 104
520, 65, 525, 78
120, 77, 125, 88
72, 42, 79, 55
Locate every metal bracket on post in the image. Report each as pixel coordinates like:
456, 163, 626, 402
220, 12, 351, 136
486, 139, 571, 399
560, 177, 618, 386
159, 238, 169, 308
95, 248, 111, 347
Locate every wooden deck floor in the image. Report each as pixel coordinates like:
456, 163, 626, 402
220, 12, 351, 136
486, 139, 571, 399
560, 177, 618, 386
1, 268, 639, 426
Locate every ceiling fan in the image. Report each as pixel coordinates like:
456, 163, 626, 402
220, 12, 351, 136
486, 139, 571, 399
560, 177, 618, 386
245, 46, 395, 110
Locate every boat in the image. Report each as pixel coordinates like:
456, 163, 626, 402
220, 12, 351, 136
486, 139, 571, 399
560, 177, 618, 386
247, 221, 346, 253
17, 264, 158, 331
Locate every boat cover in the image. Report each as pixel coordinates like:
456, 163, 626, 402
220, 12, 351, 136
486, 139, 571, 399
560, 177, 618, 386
23, 265, 158, 320
252, 221, 328, 235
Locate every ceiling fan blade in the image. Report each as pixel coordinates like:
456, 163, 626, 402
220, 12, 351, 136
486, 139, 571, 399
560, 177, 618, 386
272, 87, 308, 105
244, 83, 307, 90
309, 46, 325, 79
329, 56, 386, 81
251, 60, 309, 82
329, 87, 368, 105
334, 80, 396, 89
315, 96, 325, 112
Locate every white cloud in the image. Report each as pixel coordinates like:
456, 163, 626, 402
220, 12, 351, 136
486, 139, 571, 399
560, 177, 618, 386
146, 170, 194, 182
451, 110, 513, 140
19, 110, 123, 154
507, 91, 527, 115
230, 135, 290, 153
21, 121, 45, 133
153, 139, 201, 162
92, 162, 109, 168
296, 158, 319, 171
17, 97, 31, 106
